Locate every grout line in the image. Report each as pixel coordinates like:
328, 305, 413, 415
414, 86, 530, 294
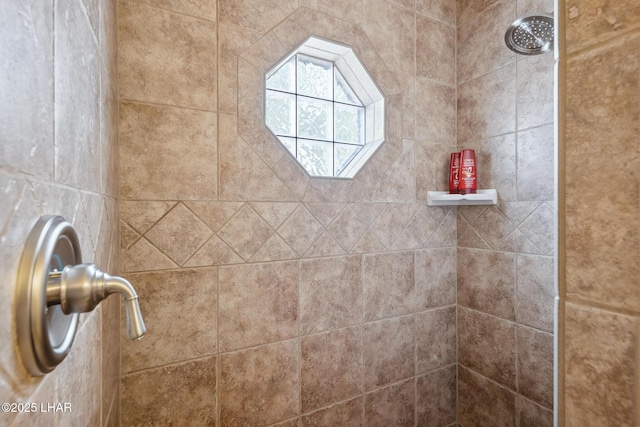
124, 0, 217, 24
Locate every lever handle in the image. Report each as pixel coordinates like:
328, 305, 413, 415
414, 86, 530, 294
47, 264, 146, 340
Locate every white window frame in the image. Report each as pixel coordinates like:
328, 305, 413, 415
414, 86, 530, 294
264, 36, 385, 179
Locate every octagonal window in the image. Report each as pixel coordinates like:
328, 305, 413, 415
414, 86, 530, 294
265, 37, 385, 178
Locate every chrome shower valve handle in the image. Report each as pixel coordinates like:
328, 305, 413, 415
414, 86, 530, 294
16, 215, 146, 376
47, 264, 146, 340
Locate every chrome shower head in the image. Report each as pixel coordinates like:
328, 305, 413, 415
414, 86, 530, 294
505, 13, 554, 55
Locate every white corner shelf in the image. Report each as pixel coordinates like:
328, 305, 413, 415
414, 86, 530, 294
427, 189, 498, 206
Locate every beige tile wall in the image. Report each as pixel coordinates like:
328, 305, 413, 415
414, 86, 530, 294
455, 0, 555, 425
560, 0, 640, 425
0, 0, 120, 426
118, 0, 459, 425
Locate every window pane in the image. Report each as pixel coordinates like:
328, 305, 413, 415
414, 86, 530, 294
278, 136, 296, 157
334, 69, 362, 105
297, 139, 333, 177
334, 104, 364, 144
297, 96, 333, 141
266, 90, 296, 136
297, 55, 333, 100
266, 57, 295, 92
334, 143, 362, 176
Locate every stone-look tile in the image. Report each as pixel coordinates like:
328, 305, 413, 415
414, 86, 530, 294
416, 0, 455, 26
278, 206, 325, 256
218, 204, 274, 261
307, 203, 346, 227
251, 202, 299, 229
499, 200, 542, 225
8, 375, 56, 427
250, 234, 298, 262
144, 203, 213, 265
364, 0, 415, 75
565, 35, 640, 312
517, 54, 554, 130
218, 114, 297, 201
517, 0, 553, 16
302, 173, 368, 203
186, 201, 244, 232
457, 0, 515, 84
519, 202, 554, 254
57, 314, 102, 426
350, 204, 386, 229
370, 204, 420, 249
416, 142, 452, 202
364, 252, 415, 321
369, 140, 416, 203
220, 340, 299, 426
118, 1, 216, 110
102, 296, 120, 423
105, 390, 121, 427
465, 133, 517, 201
121, 269, 217, 373
218, 23, 261, 114
300, 0, 363, 25
402, 74, 416, 139
352, 231, 386, 253
416, 307, 456, 373
517, 124, 554, 201
517, 326, 553, 409
272, 151, 312, 200
55, 0, 100, 192
122, 357, 217, 426
458, 64, 516, 144
0, 0, 53, 178
416, 365, 457, 427
301, 327, 363, 412
517, 396, 553, 427
363, 316, 414, 390
300, 396, 363, 426
142, 0, 217, 21
387, 0, 414, 9
364, 379, 415, 427
470, 207, 514, 249
393, 205, 441, 249
416, 15, 455, 85
80, 0, 99, 39
100, 66, 119, 198
458, 248, 516, 320
327, 207, 368, 253
119, 102, 217, 200
565, 0, 640, 54
458, 307, 516, 389
427, 207, 457, 247
304, 232, 346, 258
270, 420, 299, 427
564, 303, 637, 426
120, 200, 175, 234
186, 235, 244, 267
219, 261, 298, 351
219, 0, 297, 34
516, 254, 554, 333
458, 366, 516, 427
121, 236, 179, 273
416, 78, 456, 145
415, 248, 456, 309
457, 0, 502, 25
300, 256, 363, 335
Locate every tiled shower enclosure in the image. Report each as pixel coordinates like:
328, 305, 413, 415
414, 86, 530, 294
118, 0, 554, 425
